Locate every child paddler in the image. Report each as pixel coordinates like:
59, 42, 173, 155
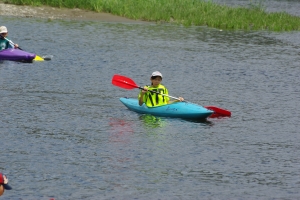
138, 71, 184, 107
0, 26, 19, 51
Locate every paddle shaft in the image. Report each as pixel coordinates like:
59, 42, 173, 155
123, 80, 182, 101
1, 37, 22, 50
143, 87, 182, 101
112, 74, 183, 101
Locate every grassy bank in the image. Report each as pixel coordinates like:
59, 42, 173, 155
3, 0, 300, 31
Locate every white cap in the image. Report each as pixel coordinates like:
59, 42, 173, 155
0, 26, 8, 34
151, 71, 163, 78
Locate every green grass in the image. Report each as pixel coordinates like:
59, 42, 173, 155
3, 0, 300, 31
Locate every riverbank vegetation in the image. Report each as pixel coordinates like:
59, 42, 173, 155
3, 0, 300, 31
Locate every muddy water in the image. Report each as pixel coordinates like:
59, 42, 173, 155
0, 2, 300, 199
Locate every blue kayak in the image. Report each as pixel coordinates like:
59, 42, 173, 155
120, 97, 213, 119
0, 48, 36, 63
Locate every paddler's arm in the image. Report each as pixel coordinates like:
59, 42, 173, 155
1, 35, 18, 49
8, 42, 18, 49
139, 86, 148, 106
168, 97, 184, 104
9, 40, 18, 49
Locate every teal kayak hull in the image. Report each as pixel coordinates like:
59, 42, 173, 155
120, 97, 213, 119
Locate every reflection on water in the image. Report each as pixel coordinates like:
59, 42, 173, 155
109, 118, 134, 144
183, 117, 214, 125
139, 114, 167, 128
139, 113, 214, 126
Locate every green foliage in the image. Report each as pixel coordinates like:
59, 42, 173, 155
4, 0, 300, 31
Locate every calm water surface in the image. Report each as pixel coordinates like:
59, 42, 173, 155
0, 6, 300, 200
213, 0, 300, 16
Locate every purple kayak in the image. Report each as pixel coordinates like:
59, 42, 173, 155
0, 48, 36, 62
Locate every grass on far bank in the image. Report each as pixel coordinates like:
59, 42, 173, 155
3, 0, 300, 31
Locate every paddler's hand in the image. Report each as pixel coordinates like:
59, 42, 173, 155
141, 86, 148, 93
14, 43, 19, 49
4, 175, 8, 184
169, 97, 184, 104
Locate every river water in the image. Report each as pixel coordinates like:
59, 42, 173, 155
1, 2, 300, 199
213, 0, 300, 16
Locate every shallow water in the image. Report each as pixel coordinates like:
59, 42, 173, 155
1, 7, 300, 200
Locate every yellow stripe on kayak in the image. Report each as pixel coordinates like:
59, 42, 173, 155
34, 55, 44, 61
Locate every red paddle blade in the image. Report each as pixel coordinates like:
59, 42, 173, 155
112, 74, 139, 90
205, 106, 231, 118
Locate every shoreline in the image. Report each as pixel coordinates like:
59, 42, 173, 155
0, 2, 149, 23
1, 1, 299, 31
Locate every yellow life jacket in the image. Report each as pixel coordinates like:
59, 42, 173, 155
138, 84, 169, 107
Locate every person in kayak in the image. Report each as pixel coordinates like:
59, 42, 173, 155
139, 71, 184, 107
0, 26, 19, 51
0, 173, 12, 196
